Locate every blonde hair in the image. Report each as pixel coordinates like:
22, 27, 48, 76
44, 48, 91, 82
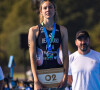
39, 0, 58, 23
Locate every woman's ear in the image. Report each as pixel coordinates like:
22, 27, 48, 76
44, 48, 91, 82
75, 40, 78, 46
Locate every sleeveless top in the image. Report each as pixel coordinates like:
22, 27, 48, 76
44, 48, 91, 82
36, 24, 63, 70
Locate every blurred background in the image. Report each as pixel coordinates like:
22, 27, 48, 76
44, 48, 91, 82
0, 0, 100, 81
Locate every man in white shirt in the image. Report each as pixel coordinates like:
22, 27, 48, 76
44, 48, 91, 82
0, 66, 4, 89
68, 30, 100, 90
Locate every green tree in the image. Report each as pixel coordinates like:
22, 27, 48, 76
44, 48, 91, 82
0, 0, 38, 66
0, 0, 100, 68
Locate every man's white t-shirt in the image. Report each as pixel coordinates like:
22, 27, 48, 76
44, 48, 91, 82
0, 66, 4, 80
68, 49, 100, 90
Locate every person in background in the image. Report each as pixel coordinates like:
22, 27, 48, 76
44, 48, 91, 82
0, 66, 4, 90
28, 0, 69, 90
68, 30, 100, 90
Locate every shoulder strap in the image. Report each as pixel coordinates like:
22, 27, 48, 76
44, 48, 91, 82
56, 24, 60, 31
38, 24, 42, 30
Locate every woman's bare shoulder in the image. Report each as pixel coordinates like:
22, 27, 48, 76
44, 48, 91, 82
29, 25, 39, 33
60, 25, 67, 31
59, 25, 68, 35
28, 25, 39, 39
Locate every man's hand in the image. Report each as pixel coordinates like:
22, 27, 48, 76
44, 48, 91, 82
57, 74, 67, 88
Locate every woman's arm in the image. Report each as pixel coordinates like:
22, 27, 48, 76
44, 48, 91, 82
28, 26, 38, 82
28, 26, 44, 89
58, 26, 69, 88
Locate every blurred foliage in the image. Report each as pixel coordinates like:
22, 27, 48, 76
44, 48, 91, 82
56, 0, 100, 52
0, 0, 100, 69
0, 0, 38, 69
89, 23, 100, 51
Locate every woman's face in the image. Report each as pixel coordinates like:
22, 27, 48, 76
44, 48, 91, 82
41, 1, 55, 20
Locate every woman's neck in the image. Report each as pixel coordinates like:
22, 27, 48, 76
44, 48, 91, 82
43, 19, 55, 30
